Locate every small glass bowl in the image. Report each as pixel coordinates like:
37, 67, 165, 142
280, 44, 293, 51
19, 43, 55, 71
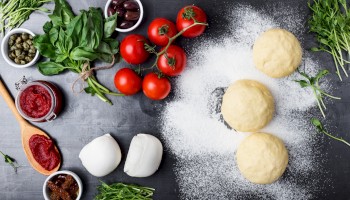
15, 80, 63, 122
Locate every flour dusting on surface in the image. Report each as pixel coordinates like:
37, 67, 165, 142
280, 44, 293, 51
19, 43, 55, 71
161, 5, 327, 200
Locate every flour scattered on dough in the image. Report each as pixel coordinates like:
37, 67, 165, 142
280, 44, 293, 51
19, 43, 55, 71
161, 5, 327, 200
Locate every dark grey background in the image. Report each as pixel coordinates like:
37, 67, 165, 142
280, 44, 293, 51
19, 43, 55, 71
0, 0, 350, 199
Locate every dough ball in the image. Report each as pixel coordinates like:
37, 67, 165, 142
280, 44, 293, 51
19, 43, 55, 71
79, 134, 122, 177
124, 134, 163, 177
221, 80, 274, 132
236, 132, 288, 184
253, 28, 302, 78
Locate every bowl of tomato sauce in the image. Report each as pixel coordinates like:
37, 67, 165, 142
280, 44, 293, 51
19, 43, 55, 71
15, 80, 63, 122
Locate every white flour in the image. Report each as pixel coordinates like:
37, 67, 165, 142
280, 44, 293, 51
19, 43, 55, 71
161, 5, 328, 200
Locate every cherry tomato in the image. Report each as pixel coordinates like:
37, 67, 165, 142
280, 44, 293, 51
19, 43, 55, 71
142, 73, 171, 100
176, 5, 207, 38
148, 18, 178, 46
120, 34, 150, 64
114, 68, 142, 95
157, 45, 187, 76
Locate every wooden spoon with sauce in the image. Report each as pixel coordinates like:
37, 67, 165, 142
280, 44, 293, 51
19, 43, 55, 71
0, 77, 61, 175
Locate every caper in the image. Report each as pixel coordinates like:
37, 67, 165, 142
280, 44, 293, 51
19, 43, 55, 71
14, 58, 20, 64
26, 40, 32, 45
23, 42, 29, 49
9, 53, 14, 59
10, 52, 16, 58
15, 37, 22, 44
29, 35, 33, 39
16, 43, 23, 49
28, 53, 35, 57
24, 56, 31, 62
21, 51, 26, 56
10, 45, 17, 51
15, 49, 21, 56
28, 48, 36, 54
21, 33, 29, 40
18, 55, 24, 60
9, 39, 14, 46
20, 60, 26, 65
10, 35, 16, 41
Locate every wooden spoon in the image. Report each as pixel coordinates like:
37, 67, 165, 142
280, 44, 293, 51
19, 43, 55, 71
0, 77, 61, 175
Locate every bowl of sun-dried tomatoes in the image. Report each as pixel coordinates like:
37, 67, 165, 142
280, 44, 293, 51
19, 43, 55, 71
43, 170, 83, 200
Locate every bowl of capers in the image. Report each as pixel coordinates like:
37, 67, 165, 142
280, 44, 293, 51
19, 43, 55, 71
1, 28, 40, 68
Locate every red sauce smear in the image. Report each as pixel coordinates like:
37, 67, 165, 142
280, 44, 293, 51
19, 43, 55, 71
29, 134, 60, 171
20, 85, 52, 118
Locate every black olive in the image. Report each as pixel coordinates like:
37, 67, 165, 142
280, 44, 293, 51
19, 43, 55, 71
107, 7, 116, 16
111, 0, 126, 7
119, 20, 135, 29
124, 10, 140, 21
123, 1, 139, 10
115, 6, 126, 17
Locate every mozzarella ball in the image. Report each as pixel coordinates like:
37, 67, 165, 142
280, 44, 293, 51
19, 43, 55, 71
124, 134, 163, 177
79, 134, 121, 177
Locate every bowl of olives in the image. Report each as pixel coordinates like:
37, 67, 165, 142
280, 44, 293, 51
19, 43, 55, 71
104, 0, 144, 32
1, 28, 40, 68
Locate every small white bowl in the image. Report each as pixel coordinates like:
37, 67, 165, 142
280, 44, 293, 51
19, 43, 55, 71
1, 28, 40, 68
43, 170, 83, 200
104, 0, 144, 32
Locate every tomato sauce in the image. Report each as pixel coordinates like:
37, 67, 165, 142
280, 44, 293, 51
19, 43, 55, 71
29, 134, 60, 171
19, 85, 52, 119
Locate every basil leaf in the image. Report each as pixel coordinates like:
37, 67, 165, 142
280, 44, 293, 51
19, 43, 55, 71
38, 62, 66, 75
103, 38, 119, 54
33, 35, 57, 60
89, 7, 103, 49
84, 86, 96, 96
49, 0, 74, 26
104, 13, 118, 38
49, 27, 59, 45
43, 22, 53, 34
70, 46, 99, 61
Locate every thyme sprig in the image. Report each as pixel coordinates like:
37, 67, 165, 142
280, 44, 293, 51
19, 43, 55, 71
95, 182, 155, 200
0, 151, 20, 173
295, 69, 340, 118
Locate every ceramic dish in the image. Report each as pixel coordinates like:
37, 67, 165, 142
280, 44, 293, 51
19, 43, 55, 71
1, 28, 40, 68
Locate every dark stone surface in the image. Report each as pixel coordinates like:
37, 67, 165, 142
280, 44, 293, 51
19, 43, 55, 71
0, 0, 350, 199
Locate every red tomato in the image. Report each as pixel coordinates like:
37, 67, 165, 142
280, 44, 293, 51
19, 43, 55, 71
157, 45, 186, 76
148, 18, 178, 46
120, 34, 150, 64
142, 73, 171, 100
176, 5, 207, 38
114, 68, 142, 95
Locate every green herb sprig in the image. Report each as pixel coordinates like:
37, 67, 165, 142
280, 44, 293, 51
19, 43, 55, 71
0, 151, 20, 173
308, 0, 350, 81
311, 118, 350, 147
295, 69, 340, 118
33, 0, 123, 104
95, 182, 155, 200
0, 0, 51, 35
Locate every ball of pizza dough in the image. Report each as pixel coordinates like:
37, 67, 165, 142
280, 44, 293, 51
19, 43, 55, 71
236, 132, 288, 184
253, 28, 302, 78
221, 80, 274, 132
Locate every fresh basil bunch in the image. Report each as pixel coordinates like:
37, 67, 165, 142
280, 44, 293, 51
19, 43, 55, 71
33, 0, 123, 104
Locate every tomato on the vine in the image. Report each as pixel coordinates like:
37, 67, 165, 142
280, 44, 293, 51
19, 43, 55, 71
176, 5, 207, 38
148, 18, 178, 46
157, 45, 186, 76
114, 68, 142, 96
142, 73, 171, 100
120, 34, 150, 64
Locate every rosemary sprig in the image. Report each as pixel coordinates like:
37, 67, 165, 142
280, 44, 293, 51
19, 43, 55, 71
311, 118, 350, 147
95, 181, 155, 200
0, 151, 20, 173
295, 69, 340, 118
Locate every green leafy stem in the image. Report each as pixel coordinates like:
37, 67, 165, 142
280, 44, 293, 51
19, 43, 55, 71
295, 69, 340, 118
311, 118, 350, 147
